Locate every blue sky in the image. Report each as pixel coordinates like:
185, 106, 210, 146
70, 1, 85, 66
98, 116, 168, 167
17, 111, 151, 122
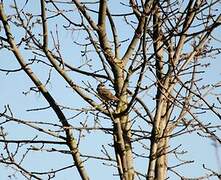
0, 1, 221, 179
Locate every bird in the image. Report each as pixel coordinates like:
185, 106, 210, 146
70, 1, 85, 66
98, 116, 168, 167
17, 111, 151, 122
97, 83, 119, 102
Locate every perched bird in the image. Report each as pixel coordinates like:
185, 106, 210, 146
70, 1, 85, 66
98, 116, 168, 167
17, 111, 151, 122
97, 83, 119, 102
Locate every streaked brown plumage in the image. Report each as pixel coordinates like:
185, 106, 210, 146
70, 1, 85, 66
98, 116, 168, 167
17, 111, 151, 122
97, 83, 119, 102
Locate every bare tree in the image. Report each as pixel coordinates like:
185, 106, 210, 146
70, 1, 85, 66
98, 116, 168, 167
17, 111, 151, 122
0, 0, 221, 179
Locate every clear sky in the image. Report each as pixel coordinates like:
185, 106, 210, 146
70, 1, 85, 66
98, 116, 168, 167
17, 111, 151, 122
0, 1, 221, 180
